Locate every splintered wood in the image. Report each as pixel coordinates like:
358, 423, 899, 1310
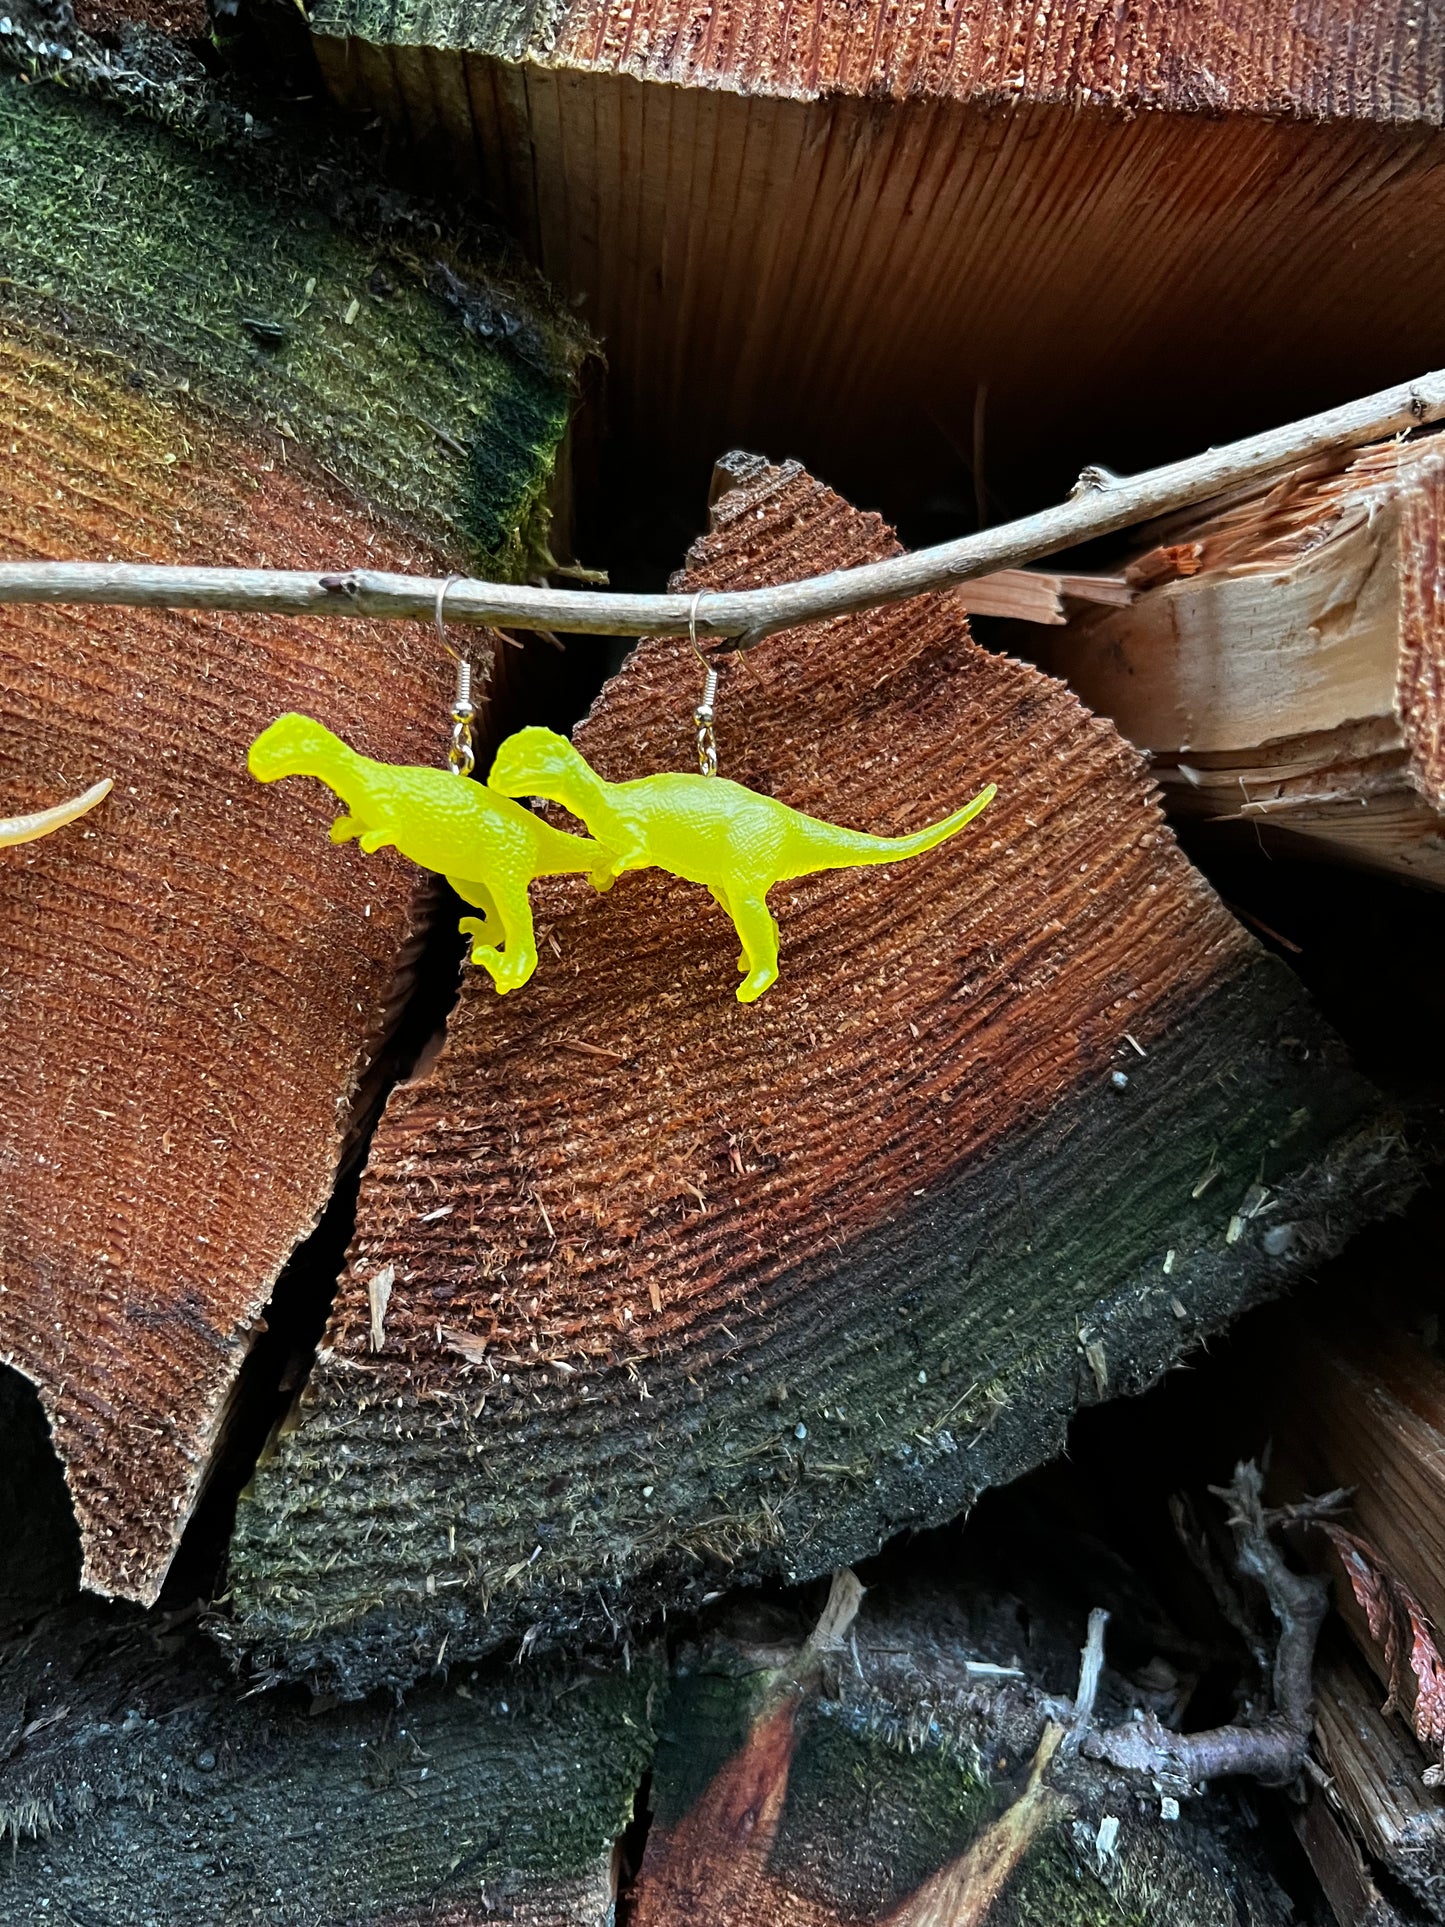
1040, 436, 1445, 887
232, 455, 1408, 1694
1312, 1637, 1445, 1916
1270, 1298, 1445, 1751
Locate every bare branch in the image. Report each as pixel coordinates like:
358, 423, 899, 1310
1084, 1461, 1330, 1793
1, 369, 1443, 642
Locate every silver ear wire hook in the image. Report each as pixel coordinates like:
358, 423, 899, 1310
689, 590, 718, 777
435, 574, 475, 777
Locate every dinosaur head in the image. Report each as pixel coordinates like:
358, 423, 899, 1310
488, 726, 587, 800
248, 714, 352, 783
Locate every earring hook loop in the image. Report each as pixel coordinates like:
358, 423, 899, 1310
435, 574, 475, 776
689, 590, 719, 777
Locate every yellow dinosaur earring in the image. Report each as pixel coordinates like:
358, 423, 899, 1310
487, 596, 996, 1003
1, 776, 112, 848
248, 587, 606, 994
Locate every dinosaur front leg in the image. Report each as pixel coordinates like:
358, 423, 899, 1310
726, 890, 781, 1004
589, 845, 648, 893
463, 875, 540, 994
448, 874, 503, 952
708, 885, 749, 975
329, 814, 364, 845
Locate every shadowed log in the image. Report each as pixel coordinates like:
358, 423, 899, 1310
1312, 1634, 1445, 1918
1293, 1784, 1410, 1927
1268, 1298, 1445, 1691
0, 1599, 655, 1924
1037, 433, 1445, 889
231, 453, 1410, 1695
630, 1580, 1296, 1926
0, 69, 576, 1605
303, 0, 1445, 523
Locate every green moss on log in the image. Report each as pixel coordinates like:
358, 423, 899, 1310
0, 70, 576, 570
0, 1603, 657, 1923
641, 1626, 1295, 1926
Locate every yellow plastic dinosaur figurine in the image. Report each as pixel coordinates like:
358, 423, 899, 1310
0, 777, 112, 848
488, 727, 997, 1002
249, 715, 604, 993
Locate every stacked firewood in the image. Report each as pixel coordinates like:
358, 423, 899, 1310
4, 2, 1445, 1925
1034, 452, 1445, 1924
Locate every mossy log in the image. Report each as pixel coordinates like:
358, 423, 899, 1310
304, 0, 1445, 518
0, 69, 576, 1607
629, 1581, 1295, 1927
1036, 432, 1445, 890
0, 1598, 655, 1924
231, 453, 1411, 1695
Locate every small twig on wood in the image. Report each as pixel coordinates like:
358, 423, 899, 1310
1080, 1462, 1344, 1792
0, 370, 1442, 643
1060, 1608, 1109, 1758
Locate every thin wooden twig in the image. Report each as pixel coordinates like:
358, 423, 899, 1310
2, 369, 1443, 644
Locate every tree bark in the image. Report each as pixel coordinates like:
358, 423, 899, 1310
0, 65, 574, 1606
232, 455, 1411, 1695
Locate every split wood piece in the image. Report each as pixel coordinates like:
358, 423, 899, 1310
629, 1581, 1296, 1926
0, 72, 574, 1606
309, 0, 1445, 521
1312, 1633, 1445, 1917
1038, 434, 1445, 889
1294, 1786, 1411, 1927
231, 455, 1410, 1696
1266, 1301, 1445, 1741
0, 1601, 655, 1925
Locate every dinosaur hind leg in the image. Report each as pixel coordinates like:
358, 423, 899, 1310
449, 874, 503, 952
708, 885, 748, 974
456, 874, 539, 994
726, 890, 780, 1004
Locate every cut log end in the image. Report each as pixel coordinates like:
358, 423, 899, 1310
231, 456, 1412, 1695
0, 1600, 655, 1925
0, 68, 573, 1605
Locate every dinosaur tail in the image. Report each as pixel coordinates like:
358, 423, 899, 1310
801, 784, 997, 870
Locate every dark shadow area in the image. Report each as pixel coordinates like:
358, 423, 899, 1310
611, 1768, 655, 1927
1173, 832, 1445, 1111
0, 1364, 81, 1626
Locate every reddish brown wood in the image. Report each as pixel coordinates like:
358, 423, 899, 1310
0, 337, 464, 1603
233, 455, 1403, 1695
315, 0, 1445, 535
534, 0, 1439, 118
